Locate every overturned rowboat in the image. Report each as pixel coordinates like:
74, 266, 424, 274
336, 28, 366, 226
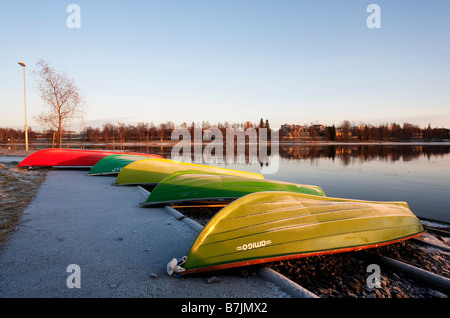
141, 170, 325, 207
18, 148, 162, 168
115, 158, 264, 186
88, 154, 155, 176
168, 191, 425, 275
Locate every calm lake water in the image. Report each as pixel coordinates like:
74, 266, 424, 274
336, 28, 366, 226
3, 143, 450, 223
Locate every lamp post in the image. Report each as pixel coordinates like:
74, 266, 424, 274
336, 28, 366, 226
18, 61, 28, 151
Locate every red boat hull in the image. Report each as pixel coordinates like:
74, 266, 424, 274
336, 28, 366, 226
17, 149, 163, 167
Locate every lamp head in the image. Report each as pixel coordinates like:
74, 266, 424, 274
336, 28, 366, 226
18, 61, 26, 67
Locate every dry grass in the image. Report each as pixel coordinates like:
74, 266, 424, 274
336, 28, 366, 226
0, 162, 48, 249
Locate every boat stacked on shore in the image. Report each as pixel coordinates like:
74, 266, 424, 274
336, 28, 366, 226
17, 148, 163, 168
18, 148, 425, 276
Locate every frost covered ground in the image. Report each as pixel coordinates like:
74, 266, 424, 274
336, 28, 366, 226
0, 156, 47, 248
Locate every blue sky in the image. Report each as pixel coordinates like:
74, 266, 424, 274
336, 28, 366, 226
1, 0, 449, 131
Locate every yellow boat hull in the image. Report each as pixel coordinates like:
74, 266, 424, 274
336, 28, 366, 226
116, 158, 264, 185
179, 191, 425, 274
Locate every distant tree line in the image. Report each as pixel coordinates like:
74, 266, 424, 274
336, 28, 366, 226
281, 121, 450, 142
0, 119, 270, 144
82, 119, 272, 143
0, 127, 38, 143
1, 119, 449, 144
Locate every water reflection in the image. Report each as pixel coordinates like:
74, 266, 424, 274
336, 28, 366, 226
92, 143, 450, 165
3, 143, 450, 164
279, 144, 450, 165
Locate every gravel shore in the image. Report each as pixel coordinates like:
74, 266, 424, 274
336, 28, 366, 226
267, 241, 449, 298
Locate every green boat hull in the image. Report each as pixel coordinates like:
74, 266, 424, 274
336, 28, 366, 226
88, 154, 155, 176
177, 191, 424, 274
142, 170, 325, 206
116, 158, 264, 185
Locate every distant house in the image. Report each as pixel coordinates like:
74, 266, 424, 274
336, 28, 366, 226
35, 132, 47, 139
335, 128, 352, 138
312, 124, 325, 132
63, 131, 81, 139
281, 124, 310, 139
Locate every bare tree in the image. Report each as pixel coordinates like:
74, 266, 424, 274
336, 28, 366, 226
340, 120, 352, 141
33, 60, 85, 148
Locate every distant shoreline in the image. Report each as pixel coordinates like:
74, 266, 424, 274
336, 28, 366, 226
1, 140, 450, 148
1, 140, 450, 158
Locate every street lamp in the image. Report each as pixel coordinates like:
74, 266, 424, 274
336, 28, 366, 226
18, 61, 28, 151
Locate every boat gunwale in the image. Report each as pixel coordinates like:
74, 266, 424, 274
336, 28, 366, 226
180, 231, 425, 274
140, 197, 235, 207
192, 226, 425, 270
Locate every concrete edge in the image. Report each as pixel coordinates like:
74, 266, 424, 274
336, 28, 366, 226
257, 267, 319, 298
137, 185, 150, 198
164, 205, 205, 233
